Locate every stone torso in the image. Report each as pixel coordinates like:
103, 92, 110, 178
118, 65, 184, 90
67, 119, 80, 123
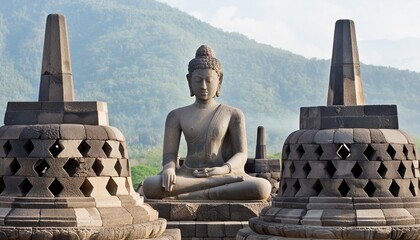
176, 104, 233, 169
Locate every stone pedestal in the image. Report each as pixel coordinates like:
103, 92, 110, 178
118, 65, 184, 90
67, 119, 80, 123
148, 200, 268, 240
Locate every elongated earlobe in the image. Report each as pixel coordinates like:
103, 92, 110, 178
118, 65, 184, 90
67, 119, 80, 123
186, 74, 194, 96
216, 73, 223, 97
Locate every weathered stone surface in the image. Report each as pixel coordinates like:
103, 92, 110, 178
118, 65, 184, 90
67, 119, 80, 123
334, 128, 353, 143
300, 106, 398, 130
74, 207, 102, 227
84, 140, 107, 158
85, 125, 108, 140
55, 177, 85, 197
170, 203, 198, 220
60, 124, 86, 140
353, 128, 371, 143
5, 208, 41, 227
97, 207, 133, 226
380, 129, 408, 144
39, 208, 77, 227
28, 139, 56, 158
313, 129, 335, 144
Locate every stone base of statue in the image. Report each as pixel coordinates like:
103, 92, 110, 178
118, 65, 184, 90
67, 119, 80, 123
147, 200, 268, 240
140, 158, 279, 239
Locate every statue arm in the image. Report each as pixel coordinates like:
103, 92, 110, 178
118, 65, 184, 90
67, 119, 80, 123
162, 110, 181, 191
226, 109, 248, 172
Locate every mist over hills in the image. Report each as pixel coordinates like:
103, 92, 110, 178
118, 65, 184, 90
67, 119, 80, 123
0, 0, 419, 157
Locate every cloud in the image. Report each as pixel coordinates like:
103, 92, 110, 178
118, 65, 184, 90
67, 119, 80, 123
156, 0, 420, 71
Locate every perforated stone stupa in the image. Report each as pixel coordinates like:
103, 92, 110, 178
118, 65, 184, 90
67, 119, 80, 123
238, 20, 420, 240
0, 14, 179, 240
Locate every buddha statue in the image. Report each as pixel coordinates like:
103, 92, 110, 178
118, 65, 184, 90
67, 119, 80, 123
143, 45, 271, 200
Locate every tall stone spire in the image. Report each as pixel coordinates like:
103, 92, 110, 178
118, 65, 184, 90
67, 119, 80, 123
5, 14, 108, 125
327, 19, 364, 106
39, 14, 75, 101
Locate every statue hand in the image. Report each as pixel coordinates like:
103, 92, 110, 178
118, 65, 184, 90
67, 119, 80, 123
193, 166, 229, 178
162, 168, 176, 191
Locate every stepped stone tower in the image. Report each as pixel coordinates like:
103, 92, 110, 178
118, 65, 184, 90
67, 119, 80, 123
0, 14, 179, 239
238, 20, 420, 240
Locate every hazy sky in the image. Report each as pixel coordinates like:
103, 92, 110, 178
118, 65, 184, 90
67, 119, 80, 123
157, 0, 420, 72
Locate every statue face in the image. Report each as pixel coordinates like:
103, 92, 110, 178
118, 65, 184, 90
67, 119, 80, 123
189, 68, 220, 102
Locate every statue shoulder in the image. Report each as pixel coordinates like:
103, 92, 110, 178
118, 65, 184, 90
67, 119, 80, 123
165, 105, 195, 125
219, 104, 245, 121
167, 105, 191, 117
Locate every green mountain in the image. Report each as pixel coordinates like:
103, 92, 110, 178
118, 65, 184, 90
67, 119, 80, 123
0, 0, 419, 159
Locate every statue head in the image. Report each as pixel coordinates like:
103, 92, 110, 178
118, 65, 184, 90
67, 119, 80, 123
187, 45, 223, 97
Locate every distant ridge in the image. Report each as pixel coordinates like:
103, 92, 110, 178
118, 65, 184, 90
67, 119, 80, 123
0, 0, 419, 155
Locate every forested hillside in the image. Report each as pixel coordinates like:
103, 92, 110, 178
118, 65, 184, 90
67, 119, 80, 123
0, 0, 420, 166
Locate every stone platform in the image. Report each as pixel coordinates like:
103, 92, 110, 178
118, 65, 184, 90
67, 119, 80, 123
147, 200, 269, 240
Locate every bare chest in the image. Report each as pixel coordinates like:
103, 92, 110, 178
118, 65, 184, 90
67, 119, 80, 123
181, 109, 230, 143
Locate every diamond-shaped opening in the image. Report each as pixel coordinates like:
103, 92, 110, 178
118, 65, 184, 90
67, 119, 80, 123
48, 179, 63, 197
9, 158, 21, 175
303, 162, 311, 177
351, 162, 363, 178
389, 180, 400, 197
18, 178, 32, 196
363, 144, 376, 161
338, 180, 350, 197
23, 140, 34, 156
281, 181, 287, 194
325, 161, 336, 178
106, 177, 118, 196
364, 180, 376, 197
296, 144, 305, 159
403, 145, 409, 159
119, 143, 125, 158
289, 162, 296, 175
283, 144, 291, 159
34, 159, 50, 176
398, 161, 406, 178
387, 144, 396, 159
312, 179, 323, 195
114, 160, 122, 176
377, 162, 388, 178
92, 159, 104, 176
49, 140, 63, 157
78, 140, 91, 157
292, 179, 301, 195
315, 145, 323, 159
102, 142, 112, 158
3, 140, 12, 156
410, 181, 417, 196
63, 158, 80, 177
0, 177, 5, 194
336, 144, 351, 160
80, 179, 93, 197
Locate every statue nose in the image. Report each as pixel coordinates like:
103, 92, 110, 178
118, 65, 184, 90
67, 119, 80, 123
201, 80, 207, 89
